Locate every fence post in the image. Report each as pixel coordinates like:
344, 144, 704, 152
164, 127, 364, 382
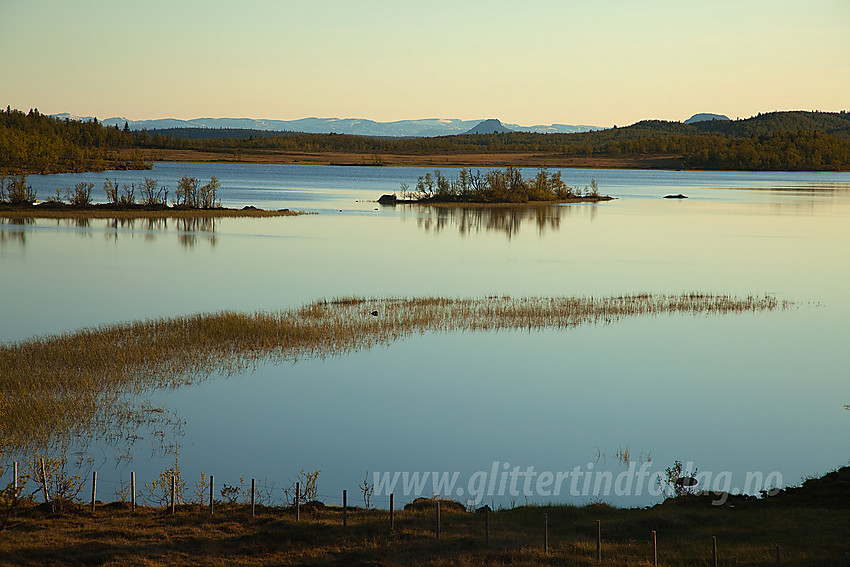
543, 512, 549, 554
343, 489, 347, 527
389, 493, 394, 532
40, 458, 49, 504
295, 482, 300, 521
90, 471, 97, 513
652, 530, 657, 566
485, 507, 490, 544
209, 475, 214, 515
251, 479, 255, 518
13, 462, 17, 496
131, 472, 136, 513
597, 520, 601, 561
436, 500, 440, 540
712, 536, 717, 567
170, 475, 175, 514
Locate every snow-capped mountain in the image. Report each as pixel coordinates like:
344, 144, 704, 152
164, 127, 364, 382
51, 113, 603, 137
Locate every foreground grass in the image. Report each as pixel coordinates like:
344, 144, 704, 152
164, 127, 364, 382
0, 294, 790, 451
1, 495, 848, 566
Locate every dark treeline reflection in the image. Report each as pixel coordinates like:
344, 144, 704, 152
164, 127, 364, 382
410, 204, 598, 238
0, 216, 218, 248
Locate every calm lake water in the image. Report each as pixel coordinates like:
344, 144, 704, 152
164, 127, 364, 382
2, 163, 849, 508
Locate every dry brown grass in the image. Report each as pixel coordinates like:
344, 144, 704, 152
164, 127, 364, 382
0, 294, 790, 451
0, 498, 846, 566
130, 147, 684, 169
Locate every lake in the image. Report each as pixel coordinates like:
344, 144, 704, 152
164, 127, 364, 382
1, 163, 849, 508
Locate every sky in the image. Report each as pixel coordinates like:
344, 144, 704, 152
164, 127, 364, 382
2, 0, 848, 127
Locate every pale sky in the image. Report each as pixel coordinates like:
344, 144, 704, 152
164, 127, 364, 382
2, 0, 848, 127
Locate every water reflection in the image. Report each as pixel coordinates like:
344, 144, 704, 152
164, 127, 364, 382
0, 217, 34, 246
0, 216, 219, 248
408, 204, 599, 238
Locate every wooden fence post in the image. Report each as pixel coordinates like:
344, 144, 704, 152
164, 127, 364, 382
251, 479, 255, 518
712, 536, 717, 567
597, 520, 601, 561
389, 493, 394, 532
436, 500, 440, 540
170, 475, 175, 514
295, 482, 300, 521
209, 475, 214, 515
342, 489, 347, 527
543, 512, 549, 554
131, 472, 136, 513
485, 507, 490, 544
90, 471, 97, 513
652, 530, 657, 566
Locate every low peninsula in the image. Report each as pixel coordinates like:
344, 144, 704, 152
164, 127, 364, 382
0, 174, 303, 219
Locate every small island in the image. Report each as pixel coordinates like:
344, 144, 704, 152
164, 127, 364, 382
379, 167, 614, 205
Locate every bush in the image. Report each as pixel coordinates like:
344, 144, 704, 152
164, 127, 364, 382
3, 175, 37, 204
66, 182, 93, 206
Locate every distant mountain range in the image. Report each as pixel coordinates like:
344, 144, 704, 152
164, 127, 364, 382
50, 113, 602, 137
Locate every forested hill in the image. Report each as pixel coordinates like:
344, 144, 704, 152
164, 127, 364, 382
3, 107, 850, 173
0, 107, 150, 174
132, 110, 850, 171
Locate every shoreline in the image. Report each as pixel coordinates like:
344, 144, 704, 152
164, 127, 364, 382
119, 148, 687, 170
0, 203, 304, 219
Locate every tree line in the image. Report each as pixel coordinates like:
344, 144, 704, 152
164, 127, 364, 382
3, 107, 850, 173
0, 107, 151, 175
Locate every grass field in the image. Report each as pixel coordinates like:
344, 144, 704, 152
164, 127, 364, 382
1, 488, 848, 566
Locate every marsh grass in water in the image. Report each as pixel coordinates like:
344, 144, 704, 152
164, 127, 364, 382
0, 294, 790, 452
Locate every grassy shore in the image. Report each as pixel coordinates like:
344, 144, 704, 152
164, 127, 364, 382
1, 480, 849, 566
124, 148, 685, 170
0, 203, 304, 219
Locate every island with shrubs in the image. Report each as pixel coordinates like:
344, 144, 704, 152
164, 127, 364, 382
379, 167, 614, 205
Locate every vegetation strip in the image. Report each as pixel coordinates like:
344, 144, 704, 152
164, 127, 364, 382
0, 294, 790, 451
0, 205, 303, 219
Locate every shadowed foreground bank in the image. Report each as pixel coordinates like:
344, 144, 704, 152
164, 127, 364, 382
1, 470, 849, 567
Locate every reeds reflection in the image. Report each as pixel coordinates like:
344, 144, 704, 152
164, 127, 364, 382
410, 204, 598, 238
0, 294, 789, 455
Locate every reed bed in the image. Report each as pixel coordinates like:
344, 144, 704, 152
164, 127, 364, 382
0, 294, 790, 451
